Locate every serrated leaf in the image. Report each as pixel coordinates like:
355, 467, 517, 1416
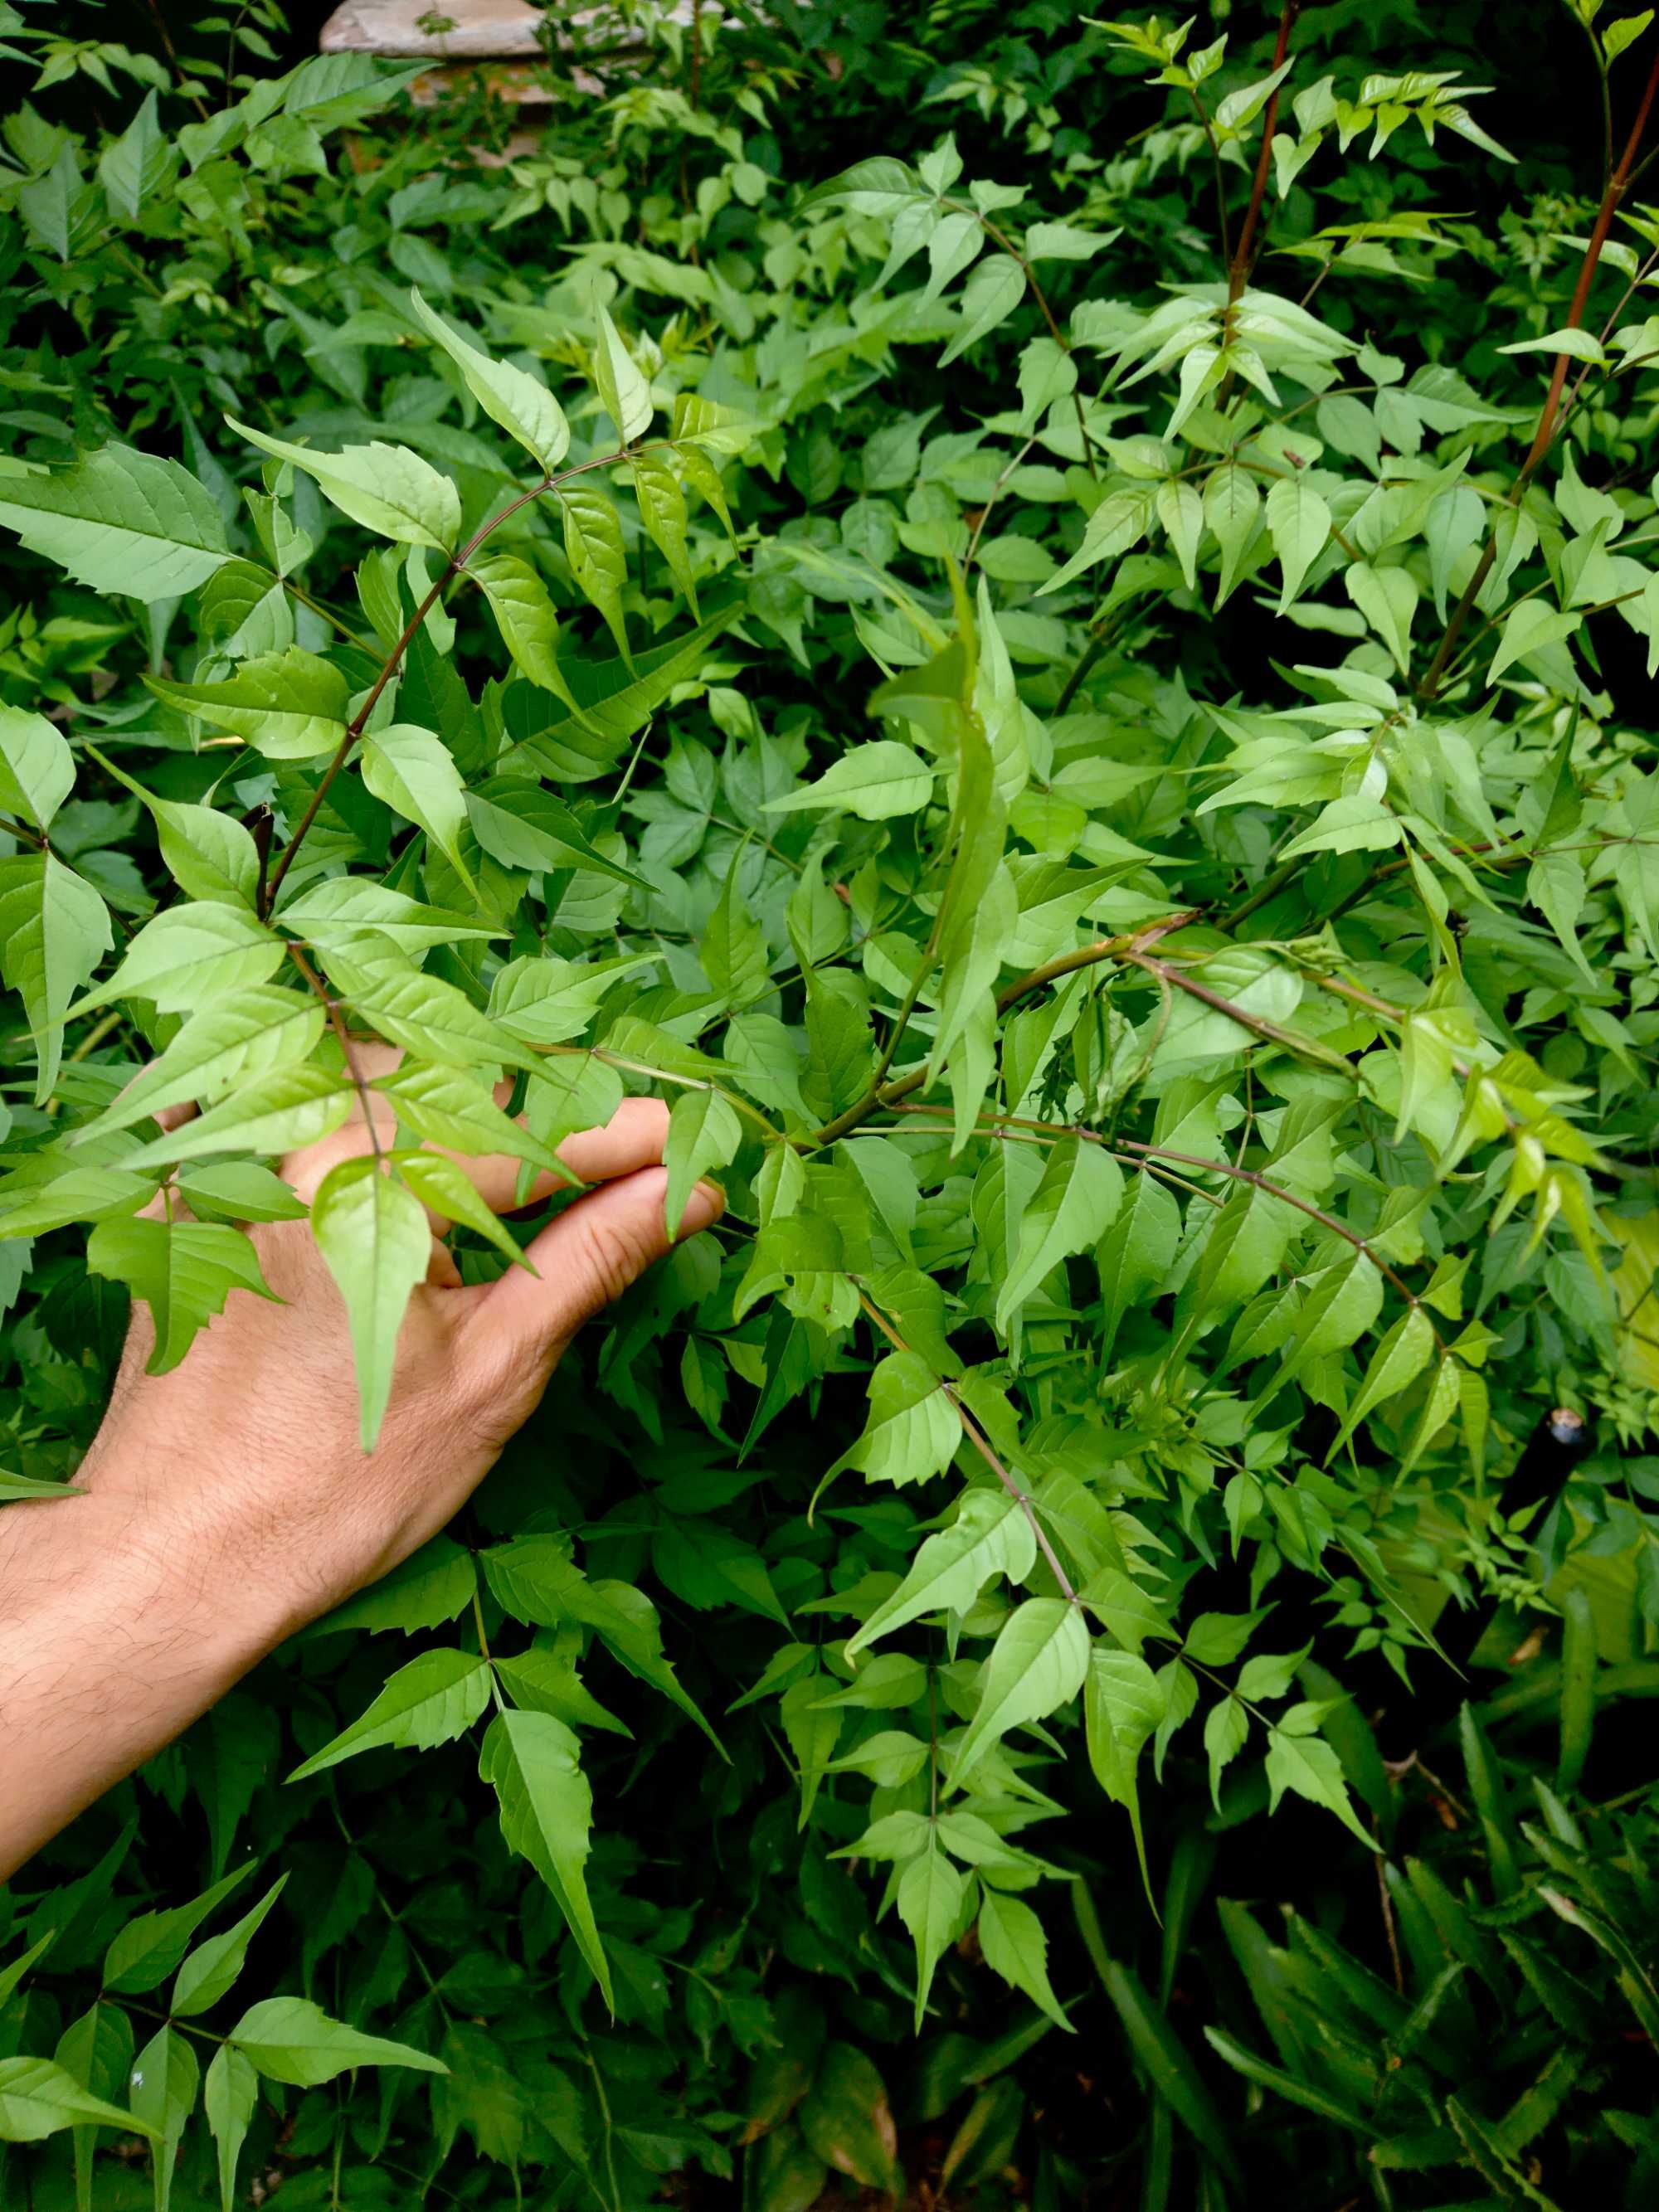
479, 1709, 611, 2007
559, 485, 631, 663
978, 1888, 1071, 2030
310, 1157, 434, 1450
0, 706, 73, 831
148, 647, 348, 761
170, 1876, 288, 2017
102, 1869, 255, 1996
230, 421, 460, 553
948, 1597, 1090, 1782
360, 722, 472, 882
228, 1996, 445, 2086
287, 1650, 491, 1782
409, 289, 569, 472
0, 445, 231, 598
203, 2046, 258, 2212
766, 740, 935, 821
847, 1490, 1035, 1656
85, 1216, 275, 1373
997, 1137, 1122, 1330
835, 1351, 961, 1486
631, 451, 698, 615
897, 1844, 966, 2030
664, 1087, 742, 1235
592, 301, 654, 443
0, 853, 112, 1103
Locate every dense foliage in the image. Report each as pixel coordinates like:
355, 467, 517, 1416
2, 1, 1659, 2205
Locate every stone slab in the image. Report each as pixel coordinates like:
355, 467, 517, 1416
321, 1, 542, 57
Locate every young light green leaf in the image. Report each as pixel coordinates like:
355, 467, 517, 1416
592, 300, 654, 443
170, 1876, 289, 2017
1489, 600, 1583, 683
360, 722, 473, 882
0, 2056, 159, 2146
228, 1996, 445, 2086
948, 1597, 1090, 1783
129, 2025, 198, 2211
389, 1150, 533, 1271
978, 1888, 1072, 2031
466, 552, 593, 729
75, 989, 325, 1140
766, 741, 935, 821
559, 485, 631, 663
409, 289, 569, 472
102, 1868, 255, 1996
85, 1217, 275, 1374
846, 1490, 1036, 1656
203, 2046, 259, 2212
1329, 1305, 1436, 1456
310, 1157, 434, 1450
479, 1709, 611, 2009
0, 707, 73, 832
1263, 1722, 1378, 1845
897, 1843, 966, 2030
664, 1087, 742, 1235
1265, 473, 1331, 611
148, 648, 349, 760
229, 421, 461, 554
835, 1352, 961, 1487
0, 445, 231, 598
997, 1137, 1123, 1331
287, 1650, 491, 1782
71, 901, 281, 1020
0, 853, 112, 1103
630, 452, 698, 615
120, 1066, 354, 1171
1084, 1647, 1164, 1906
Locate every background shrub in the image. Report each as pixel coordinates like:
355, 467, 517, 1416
2, 2, 1658, 2205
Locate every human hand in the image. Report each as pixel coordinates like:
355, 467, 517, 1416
78, 1065, 724, 1641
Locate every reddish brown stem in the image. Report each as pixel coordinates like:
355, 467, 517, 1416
1418, 40, 1659, 702
1227, 0, 1301, 306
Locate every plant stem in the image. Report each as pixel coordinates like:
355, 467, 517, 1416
858, 1291, 1080, 1605
1417, 40, 1659, 702
260, 443, 659, 916
1225, 0, 1300, 309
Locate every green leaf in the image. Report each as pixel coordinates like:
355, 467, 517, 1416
0, 2058, 158, 2146
0, 706, 73, 831
228, 1996, 445, 2086
1329, 1305, 1436, 1456
797, 2044, 902, 2195
128, 2025, 198, 2210
631, 452, 699, 615
978, 1888, 1072, 2031
766, 740, 935, 821
1344, 560, 1418, 672
229, 421, 461, 554
102, 1869, 255, 1996
0, 1473, 80, 1502
897, 1843, 966, 2030
479, 1709, 611, 2008
1265, 474, 1331, 611
0, 445, 231, 598
1084, 1647, 1164, 1905
77, 989, 326, 1140
72, 902, 281, 1021
592, 300, 654, 443
664, 1087, 742, 1235
559, 485, 631, 663
467, 552, 593, 730
170, 1877, 288, 2018
120, 1066, 354, 1171
465, 775, 645, 887
0, 853, 112, 1103
85, 1217, 275, 1373
847, 1490, 1035, 1657
997, 1136, 1123, 1331
948, 1597, 1090, 1782
148, 648, 349, 761
390, 1150, 533, 1270
310, 1157, 434, 1450
203, 2046, 259, 2212
939, 254, 1026, 366
360, 722, 473, 882
287, 1650, 492, 1782
1092, 1955, 1241, 2183
1490, 599, 1583, 683
1263, 1723, 1378, 1845
835, 1352, 961, 1487
1204, 1694, 1250, 1811
409, 289, 570, 472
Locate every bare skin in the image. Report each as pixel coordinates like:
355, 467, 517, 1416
0, 1076, 722, 1879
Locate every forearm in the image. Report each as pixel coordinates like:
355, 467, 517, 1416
0, 1487, 293, 1880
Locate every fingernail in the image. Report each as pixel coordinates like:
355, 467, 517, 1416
679, 1179, 727, 1236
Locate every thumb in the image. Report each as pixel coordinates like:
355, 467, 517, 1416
479, 1165, 724, 1360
